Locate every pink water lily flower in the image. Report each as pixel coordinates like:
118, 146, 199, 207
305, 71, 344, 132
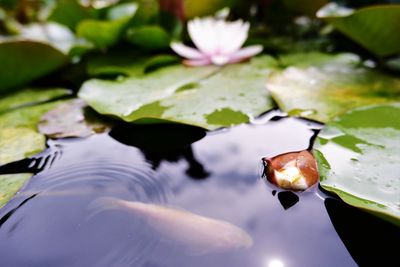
171, 17, 263, 66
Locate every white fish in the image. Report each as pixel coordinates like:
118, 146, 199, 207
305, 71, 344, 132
89, 197, 253, 255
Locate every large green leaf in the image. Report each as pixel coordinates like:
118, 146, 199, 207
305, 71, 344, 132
314, 103, 400, 226
0, 41, 67, 92
267, 53, 400, 122
0, 22, 92, 91
79, 56, 277, 129
0, 88, 70, 208
317, 4, 400, 57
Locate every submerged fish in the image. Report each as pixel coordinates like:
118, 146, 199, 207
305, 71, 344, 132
89, 197, 253, 255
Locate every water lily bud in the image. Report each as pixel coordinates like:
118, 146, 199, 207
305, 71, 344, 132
263, 150, 319, 191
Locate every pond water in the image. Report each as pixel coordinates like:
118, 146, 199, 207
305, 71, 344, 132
0, 111, 398, 267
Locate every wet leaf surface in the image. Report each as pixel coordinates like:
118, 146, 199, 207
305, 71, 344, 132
79, 56, 277, 129
268, 53, 400, 122
314, 103, 400, 225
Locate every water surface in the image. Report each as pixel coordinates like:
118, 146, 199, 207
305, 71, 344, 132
0, 112, 398, 267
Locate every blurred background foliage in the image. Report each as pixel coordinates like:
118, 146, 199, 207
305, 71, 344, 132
0, 0, 399, 92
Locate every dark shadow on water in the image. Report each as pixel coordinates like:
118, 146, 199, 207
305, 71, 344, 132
109, 123, 206, 151
0, 194, 37, 229
325, 198, 400, 266
277, 191, 300, 210
0, 149, 61, 175
109, 123, 210, 180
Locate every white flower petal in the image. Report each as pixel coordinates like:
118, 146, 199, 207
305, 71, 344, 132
228, 45, 263, 63
183, 58, 212, 66
188, 18, 218, 55
219, 21, 249, 54
170, 42, 205, 60
211, 55, 230, 66
181, 17, 261, 66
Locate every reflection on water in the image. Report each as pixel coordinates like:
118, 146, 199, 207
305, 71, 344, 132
109, 123, 210, 180
0, 113, 365, 267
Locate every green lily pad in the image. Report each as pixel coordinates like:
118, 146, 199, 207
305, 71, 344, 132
47, 0, 94, 30
77, 18, 129, 48
87, 51, 179, 77
314, 103, 400, 226
317, 4, 400, 57
0, 41, 67, 92
0, 174, 32, 208
267, 53, 400, 122
126, 25, 171, 51
79, 56, 277, 129
17, 23, 82, 54
0, 88, 70, 208
0, 22, 92, 91
76, 3, 138, 48
0, 87, 70, 114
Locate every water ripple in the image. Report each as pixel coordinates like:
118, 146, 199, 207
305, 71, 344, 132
0, 159, 169, 267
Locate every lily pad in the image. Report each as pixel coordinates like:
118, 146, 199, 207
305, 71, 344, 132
0, 87, 70, 114
126, 25, 171, 51
76, 3, 138, 48
314, 103, 400, 226
38, 99, 111, 139
267, 53, 400, 122
77, 18, 129, 48
0, 174, 32, 208
317, 4, 400, 57
0, 22, 92, 91
87, 51, 179, 77
0, 41, 67, 92
0, 88, 70, 208
16, 22, 89, 55
79, 56, 277, 129
47, 0, 94, 30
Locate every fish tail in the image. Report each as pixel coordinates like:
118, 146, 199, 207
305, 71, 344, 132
86, 197, 123, 221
